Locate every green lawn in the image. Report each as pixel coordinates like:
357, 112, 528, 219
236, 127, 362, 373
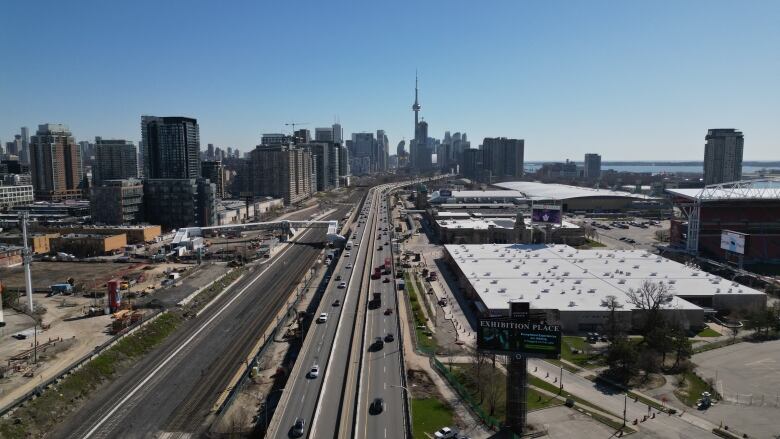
405, 273, 436, 353
674, 371, 717, 407
696, 327, 721, 337
560, 336, 602, 368
412, 398, 454, 438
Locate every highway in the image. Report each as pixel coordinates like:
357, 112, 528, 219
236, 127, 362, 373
269, 182, 410, 439
50, 204, 354, 439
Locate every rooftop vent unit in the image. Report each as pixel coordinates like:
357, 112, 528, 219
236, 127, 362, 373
498, 288, 506, 293
484, 272, 491, 276
568, 301, 576, 307
587, 289, 596, 293
574, 280, 582, 284
618, 279, 626, 284
625, 272, 631, 276
633, 265, 640, 269
491, 280, 498, 284
523, 272, 529, 276
531, 280, 539, 284
716, 288, 721, 293
619, 259, 625, 263
552, 265, 559, 269
650, 272, 657, 276
692, 272, 699, 276
583, 269, 589, 273
536, 294, 541, 299
542, 259, 548, 263
563, 272, 570, 276
541, 288, 550, 293
561, 290, 566, 294
604, 272, 611, 277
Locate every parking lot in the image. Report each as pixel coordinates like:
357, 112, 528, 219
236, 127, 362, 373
572, 216, 670, 250
693, 339, 780, 438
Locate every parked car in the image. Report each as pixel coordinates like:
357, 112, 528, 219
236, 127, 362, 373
434, 427, 458, 438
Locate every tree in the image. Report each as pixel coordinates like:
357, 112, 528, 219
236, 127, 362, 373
625, 281, 674, 336
671, 328, 693, 370
645, 325, 673, 365
606, 336, 638, 381
601, 295, 624, 341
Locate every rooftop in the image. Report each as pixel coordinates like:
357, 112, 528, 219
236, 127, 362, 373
429, 190, 525, 203
437, 216, 580, 230
494, 181, 656, 201
667, 178, 780, 201
446, 244, 764, 312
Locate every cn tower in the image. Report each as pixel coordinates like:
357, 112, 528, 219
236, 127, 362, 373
412, 72, 421, 129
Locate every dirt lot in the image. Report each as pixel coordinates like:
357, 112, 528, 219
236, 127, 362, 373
0, 261, 190, 411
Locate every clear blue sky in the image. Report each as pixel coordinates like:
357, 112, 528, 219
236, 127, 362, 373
1, 0, 778, 160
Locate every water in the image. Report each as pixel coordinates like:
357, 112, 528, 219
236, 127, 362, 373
524, 163, 780, 175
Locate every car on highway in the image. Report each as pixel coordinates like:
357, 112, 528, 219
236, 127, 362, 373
290, 418, 305, 437
345, 252, 351, 257
336, 275, 342, 281
308, 364, 319, 378
434, 426, 457, 438
382, 277, 390, 283
371, 337, 384, 351
346, 263, 352, 269
317, 313, 328, 323
332, 299, 341, 307
338, 281, 347, 289
384, 333, 394, 342
384, 308, 393, 315
369, 397, 385, 415
377, 246, 383, 251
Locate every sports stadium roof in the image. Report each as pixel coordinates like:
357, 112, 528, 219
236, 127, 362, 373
667, 178, 780, 201
494, 182, 655, 201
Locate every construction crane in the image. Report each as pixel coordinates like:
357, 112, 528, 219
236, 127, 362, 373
285, 122, 309, 144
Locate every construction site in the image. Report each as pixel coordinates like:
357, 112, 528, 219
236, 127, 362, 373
0, 259, 192, 411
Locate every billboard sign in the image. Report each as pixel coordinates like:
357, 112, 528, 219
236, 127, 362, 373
439, 189, 452, 198
509, 302, 529, 320
477, 318, 561, 358
531, 204, 562, 225
720, 230, 746, 255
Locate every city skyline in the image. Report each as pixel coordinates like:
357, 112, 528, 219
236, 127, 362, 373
1, 1, 779, 160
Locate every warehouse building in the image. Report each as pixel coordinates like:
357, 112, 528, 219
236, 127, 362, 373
50, 233, 127, 257
445, 244, 765, 333
433, 212, 585, 245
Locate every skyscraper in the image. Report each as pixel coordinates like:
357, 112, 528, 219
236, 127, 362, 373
93, 138, 138, 184
583, 153, 601, 179
29, 124, 84, 200
315, 127, 334, 142
397, 140, 406, 156
332, 123, 343, 143
481, 137, 524, 182
704, 128, 744, 185
246, 144, 313, 205
20, 126, 29, 164
141, 116, 201, 179
201, 160, 225, 198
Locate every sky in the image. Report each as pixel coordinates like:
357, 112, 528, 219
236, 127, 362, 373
1, 0, 778, 161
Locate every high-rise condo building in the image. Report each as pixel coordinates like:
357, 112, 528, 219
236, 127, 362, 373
30, 123, 84, 200
315, 127, 334, 142
93, 138, 138, 184
247, 144, 313, 205
583, 153, 601, 179
481, 137, 524, 183
201, 160, 225, 198
704, 128, 744, 185
141, 116, 201, 179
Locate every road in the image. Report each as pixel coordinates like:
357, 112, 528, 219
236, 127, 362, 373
353, 188, 406, 439
51, 205, 351, 439
269, 182, 410, 439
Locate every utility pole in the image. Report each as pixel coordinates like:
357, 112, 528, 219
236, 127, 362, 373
19, 212, 34, 313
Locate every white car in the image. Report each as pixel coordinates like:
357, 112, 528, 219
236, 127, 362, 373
434, 427, 457, 439
338, 282, 347, 288
317, 313, 328, 323
308, 364, 319, 378
345, 252, 351, 257
346, 264, 352, 269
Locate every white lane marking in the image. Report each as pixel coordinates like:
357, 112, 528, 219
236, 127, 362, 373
82, 229, 305, 439
312, 190, 379, 437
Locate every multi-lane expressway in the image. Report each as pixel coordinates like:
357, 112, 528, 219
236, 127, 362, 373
269, 182, 411, 439
50, 203, 356, 439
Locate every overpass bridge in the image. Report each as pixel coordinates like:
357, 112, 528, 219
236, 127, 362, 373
172, 219, 345, 246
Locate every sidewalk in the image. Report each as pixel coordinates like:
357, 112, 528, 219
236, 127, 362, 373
397, 268, 492, 439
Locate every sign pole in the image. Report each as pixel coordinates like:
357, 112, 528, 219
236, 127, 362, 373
506, 354, 528, 435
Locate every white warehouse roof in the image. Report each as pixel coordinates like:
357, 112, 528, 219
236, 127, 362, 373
446, 244, 763, 312
494, 181, 656, 201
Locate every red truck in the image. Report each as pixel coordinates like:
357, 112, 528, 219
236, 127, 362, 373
384, 257, 392, 274
372, 267, 382, 280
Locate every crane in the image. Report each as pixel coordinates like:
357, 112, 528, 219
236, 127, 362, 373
285, 122, 310, 144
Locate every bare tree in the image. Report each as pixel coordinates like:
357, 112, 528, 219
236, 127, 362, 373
625, 281, 674, 335
601, 295, 624, 341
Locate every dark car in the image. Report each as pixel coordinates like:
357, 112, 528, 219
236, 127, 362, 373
371, 337, 384, 351
290, 417, 305, 437
332, 299, 341, 307
336, 275, 342, 281
384, 333, 395, 343
369, 397, 385, 415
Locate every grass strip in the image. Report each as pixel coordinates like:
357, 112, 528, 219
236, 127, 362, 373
411, 398, 454, 438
